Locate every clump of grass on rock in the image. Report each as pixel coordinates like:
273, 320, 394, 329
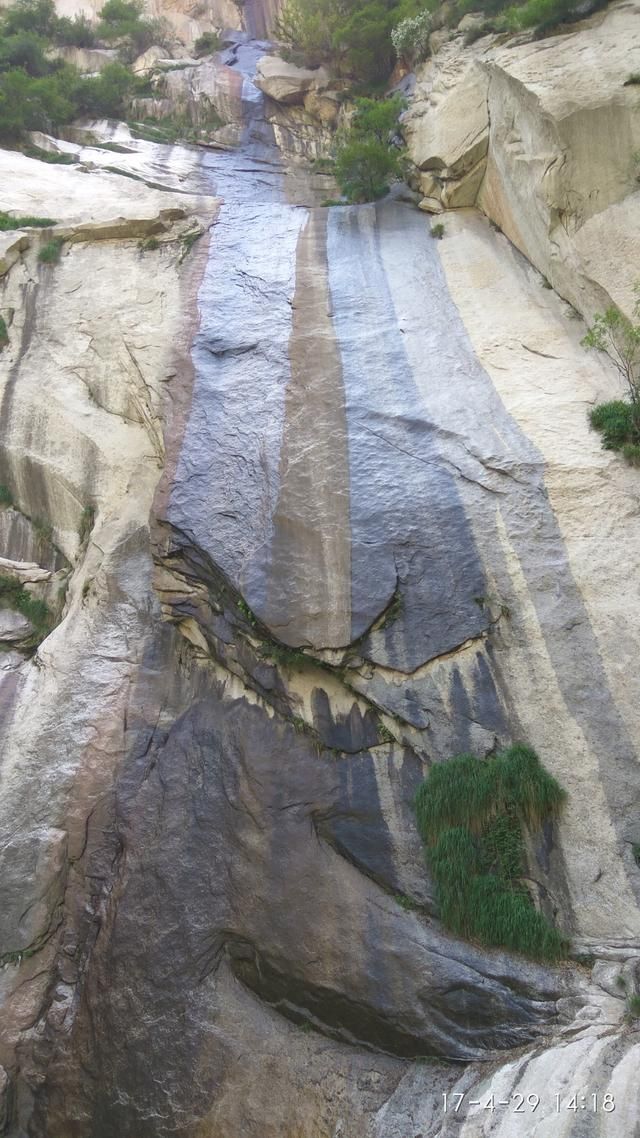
583, 287, 640, 465
38, 236, 64, 264
415, 744, 567, 961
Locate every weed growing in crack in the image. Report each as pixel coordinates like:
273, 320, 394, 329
38, 236, 64, 264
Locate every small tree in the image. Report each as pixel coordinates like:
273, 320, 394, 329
335, 138, 401, 202
582, 290, 640, 407
583, 286, 640, 462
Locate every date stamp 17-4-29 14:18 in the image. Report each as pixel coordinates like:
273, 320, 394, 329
442, 1092, 616, 1115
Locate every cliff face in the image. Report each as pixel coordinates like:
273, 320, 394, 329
1, 5, 640, 1138
404, 0, 640, 320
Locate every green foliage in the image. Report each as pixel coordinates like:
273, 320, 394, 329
583, 292, 640, 464
633, 843, 640, 867
391, 7, 433, 66
334, 97, 405, 202
622, 442, 640, 466
430, 222, 444, 239
0, 316, 8, 348
582, 301, 640, 403
180, 227, 203, 258
395, 892, 421, 911
23, 143, 75, 163
97, 0, 164, 57
0, 30, 50, 75
237, 597, 258, 627
0, 571, 52, 643
626, 994, 640, 1020
38, 236, 64, 263
1, 0, 57, 38
78, 504, 95, 543
0, 210, 56, 229
625, 73, 640, 86
589, 400, 640, 462
350, 93, 405, 143
377, 719, 396, 744
0, 67, 73, 140
260, 642, 308, 668
335, 137, 400, 201
74, 60, 134, 117
53, 13, 96, 47
194, 30, 222, 56
0, 483, 13, 504
139, 235, 160, 252
275, 0, 404, 84
415, 745, 567, 960
0, 0, 143, 140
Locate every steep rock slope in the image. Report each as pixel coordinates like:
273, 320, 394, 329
0, 9, 639, 1138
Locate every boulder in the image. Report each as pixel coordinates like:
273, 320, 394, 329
255, 54, 331, 105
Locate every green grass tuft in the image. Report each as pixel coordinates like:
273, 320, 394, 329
430, 223, 445, 240
38, 237, 64, 264
622, 442, 640, 467
78, 504, 95, 544
415, 745, 567, 961
0, 211, 56, 230
0, 484, 13, 506
23, 144, 75, 165
626, 994, 640, 1019
0, 315, 8, 348
589, 400, 640, 464
0, 572, 52, 644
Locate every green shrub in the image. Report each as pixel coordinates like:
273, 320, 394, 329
430, 222, 444, 239
139, 235, 160, 251
626, 994, 640, 1020
194, 30, 222, 56
0, 484, 13, 504
625, 73, 640, 86
622, 442, 640, 467
275, 0, 401, 84
415, 744, 567, 960
0, 316, 8, 348
0, 210, 56, 229
335, 137, 400, 202
0, 571, 52, 643
589, 400, 640, 453
23, 143, 75, 163
53, 13, 96, 47
0, 0, 57, 38
0, 30, 50, 75
391, 7, 432, 66
0, 67, 74, 140
74, 60, 134, 117
78, 504, 95, 542
97, 0, 164, 57
38, 236, 64, 263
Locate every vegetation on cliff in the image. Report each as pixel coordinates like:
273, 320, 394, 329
415, 745, 568, 960
583, 289, 640, 466
334, 95, 405, 201
0, 571, 52, 646
0, 0, 164, 142
275, 0, 612, 86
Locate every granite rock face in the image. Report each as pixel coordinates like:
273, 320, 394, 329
404, 0, 640, 321
1, 9, 640, 1138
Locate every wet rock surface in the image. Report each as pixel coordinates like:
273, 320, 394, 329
0, 10, 640, 1138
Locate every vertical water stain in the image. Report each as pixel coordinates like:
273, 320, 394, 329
265, 209, 351, 646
